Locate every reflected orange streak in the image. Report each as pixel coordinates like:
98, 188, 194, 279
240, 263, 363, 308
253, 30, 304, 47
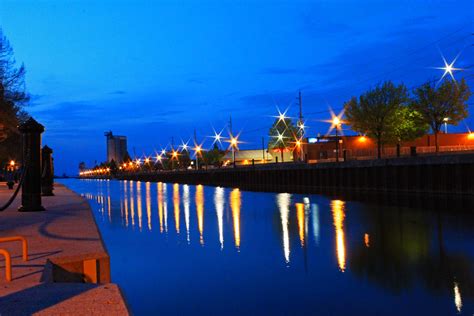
146, 182, 152, 231
230, 189, 241, 249
296, 203, 305, 247
157, 182, 164, 233
173, 183, 180, 233
364, 233, 370, 248
129, 181, 135, 227
195, 185, 204, 245
331, 200, 346, 272
124, 182, 129, 227
137, 182, 143, 231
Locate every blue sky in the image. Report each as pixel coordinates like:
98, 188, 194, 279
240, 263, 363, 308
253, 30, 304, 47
0, 0, 473, 174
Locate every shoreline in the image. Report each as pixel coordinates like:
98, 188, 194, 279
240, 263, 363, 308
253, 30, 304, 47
0, 182, 130, 315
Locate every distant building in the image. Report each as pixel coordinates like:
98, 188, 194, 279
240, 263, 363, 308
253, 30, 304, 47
302, 132, 474, 162
105, 131, 128, 163
223, 149, 293, 165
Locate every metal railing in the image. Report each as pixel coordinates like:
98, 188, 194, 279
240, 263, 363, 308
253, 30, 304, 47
0, 236, 29, 282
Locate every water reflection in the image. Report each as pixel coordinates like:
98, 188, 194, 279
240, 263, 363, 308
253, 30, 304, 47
331, 200, 346, 272
277, 193, 291, 264
311, 203, 320, 245
296, 203, 305, 247
183, 185, 191, 243
146, 182, 152, 231
130, 180, 135, 227
78, 179, 474, 315
230, 188, 241, 250
454, 281, 462, 313
124, 181, 129, 227
196, 184, 204, 245
214, 187, 225, 249
173, 183, 180, 234
137, 181, 143, 231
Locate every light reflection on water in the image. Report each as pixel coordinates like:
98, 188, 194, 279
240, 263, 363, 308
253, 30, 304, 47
64, 179, 474, 315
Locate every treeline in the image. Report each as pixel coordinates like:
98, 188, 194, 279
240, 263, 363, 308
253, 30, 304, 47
79, 143, 227, 173
0, 28, 30, 165
345, 79, 471, 158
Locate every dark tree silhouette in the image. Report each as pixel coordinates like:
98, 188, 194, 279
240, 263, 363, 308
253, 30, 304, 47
0, 28, 29, 164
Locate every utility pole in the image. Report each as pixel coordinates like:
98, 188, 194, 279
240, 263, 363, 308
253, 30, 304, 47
262, 137, 265, 163
194, 128, 199, 170
297, 91, 304, 161
229, 115, 235, 165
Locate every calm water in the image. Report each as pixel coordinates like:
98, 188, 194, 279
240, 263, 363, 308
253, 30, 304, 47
59, 179, 474, 315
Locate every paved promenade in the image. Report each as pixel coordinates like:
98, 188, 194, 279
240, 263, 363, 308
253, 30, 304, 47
0, 183, 129, 315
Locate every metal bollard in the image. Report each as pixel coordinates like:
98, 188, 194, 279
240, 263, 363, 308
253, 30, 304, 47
18, 118, 45, 212
41, 145, 54, 196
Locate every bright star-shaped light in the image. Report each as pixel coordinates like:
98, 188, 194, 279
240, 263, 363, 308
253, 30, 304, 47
273, 130, 286, 143
144, 158, 150, 163
161, 149, 166, 155
434, 52, 463, 85
298, 121, 306, 131
273, 107, 290, 124
180, 140, 190, 152
226, 132, 241, 150
210, 127, 226, 146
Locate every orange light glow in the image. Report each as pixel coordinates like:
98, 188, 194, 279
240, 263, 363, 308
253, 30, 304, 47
358, 136, 367, 142
157, 182, 164, 233
195, 184, 204, 245
9, 160, 15, 166
467, 133, 474, 140
230, 188, 241, 249
364, 233, 370, 248
331, 200, 346, 272
173, 183, 180, 234
296, 203, 305, 247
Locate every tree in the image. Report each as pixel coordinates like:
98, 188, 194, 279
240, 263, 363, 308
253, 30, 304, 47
344, 81, 409, 158
392, 106, 429, 155
78, 162, 86, 171
204, 143, 225, 167
268, 117, 298, 162
0, 28, 30, 164
411, 79, 471, 152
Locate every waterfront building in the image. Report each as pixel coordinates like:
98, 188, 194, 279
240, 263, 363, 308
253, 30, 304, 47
302, 132, 474, 162
105, 131, 128, 163
223, 149, 293, 165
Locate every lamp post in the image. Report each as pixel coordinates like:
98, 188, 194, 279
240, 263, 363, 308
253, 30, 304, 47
443, 117, 449, 134
195, 145, 201, 170
333, 117, 340, 162
231, 137, 237, 166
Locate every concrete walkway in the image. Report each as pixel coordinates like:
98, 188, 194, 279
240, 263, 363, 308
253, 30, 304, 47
0, 183, 129, 315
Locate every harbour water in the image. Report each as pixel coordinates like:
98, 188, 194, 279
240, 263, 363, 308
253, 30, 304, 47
59, 179, 474, 315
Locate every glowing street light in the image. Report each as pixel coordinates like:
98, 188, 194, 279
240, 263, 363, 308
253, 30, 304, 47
435, 53, 463, 85
145, 157, 150, 164
180, 140, 190, 152
443, 117, 449, 134
227, 134, 240, 165
273, 107, 290, 124
9, 160, 15, 167
332, 116, 342, 162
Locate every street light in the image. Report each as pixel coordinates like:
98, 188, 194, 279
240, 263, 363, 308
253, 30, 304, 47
332, 116, 341, 162
194, 145, 202, 170
443, 117, 449, 134
230, 136, 238, 165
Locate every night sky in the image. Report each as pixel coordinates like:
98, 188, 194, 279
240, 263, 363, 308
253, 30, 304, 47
0, 0, 473, 175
